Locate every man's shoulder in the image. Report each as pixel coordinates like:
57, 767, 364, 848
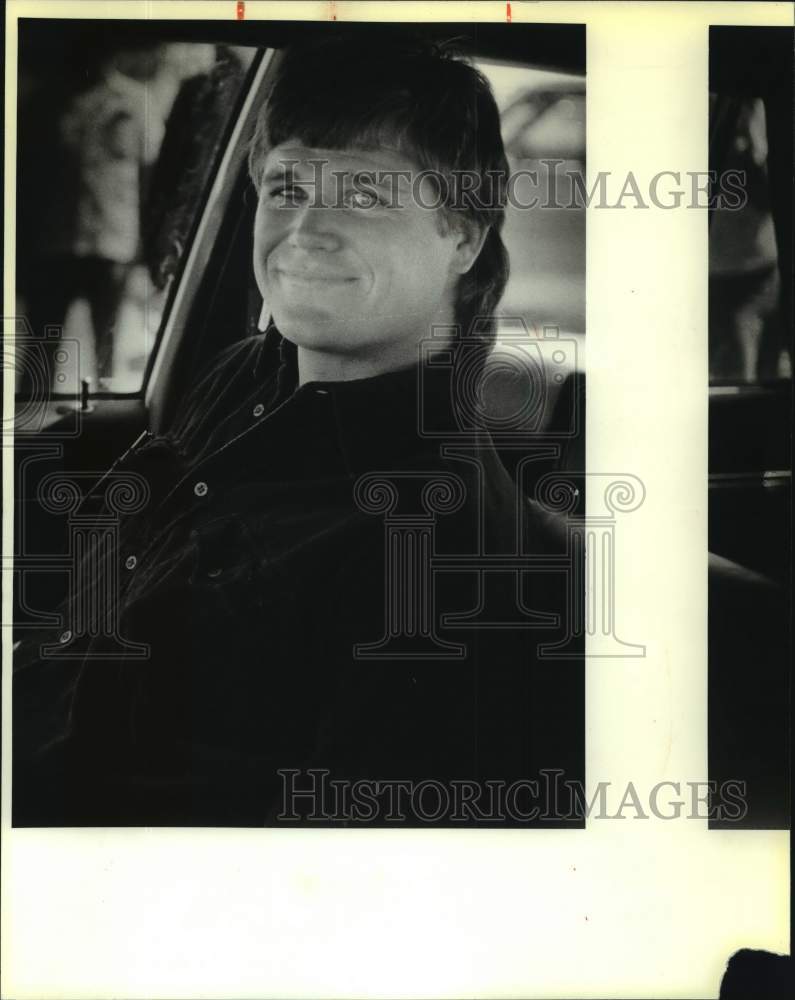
524, 496, 570, 552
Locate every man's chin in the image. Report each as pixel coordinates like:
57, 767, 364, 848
272, 311, 357, 349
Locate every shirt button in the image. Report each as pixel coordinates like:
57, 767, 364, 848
252, 403, 265, 418
59, 629, 72, 644
125, 555, 137, 570
194, 481, 208, 497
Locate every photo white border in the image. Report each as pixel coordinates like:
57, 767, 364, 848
2, 3, 791, 997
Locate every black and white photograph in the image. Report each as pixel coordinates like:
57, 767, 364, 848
2, 2, 791, 998
11, 18, 587, 828
707, 25, 791, 832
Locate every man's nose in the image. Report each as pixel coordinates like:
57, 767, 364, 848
287, 205, 341, 252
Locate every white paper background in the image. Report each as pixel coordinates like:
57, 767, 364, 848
2, 2, 791, 997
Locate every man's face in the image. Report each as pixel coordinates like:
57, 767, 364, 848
253, 143, 477, 361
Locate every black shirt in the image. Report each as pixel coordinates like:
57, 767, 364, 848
14, 329, 583, 826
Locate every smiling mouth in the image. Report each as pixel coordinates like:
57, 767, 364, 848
275, 269, 358, 285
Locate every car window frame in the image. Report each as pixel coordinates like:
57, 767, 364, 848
144, 46, 272, 431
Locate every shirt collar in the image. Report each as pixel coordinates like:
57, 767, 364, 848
255, 327, 481, 475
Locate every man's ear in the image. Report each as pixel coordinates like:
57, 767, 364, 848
450, 217, 490, 275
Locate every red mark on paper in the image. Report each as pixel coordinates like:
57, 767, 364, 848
237, 1, 245, 19
506, 2, 512, 22
329, 1, 337, 19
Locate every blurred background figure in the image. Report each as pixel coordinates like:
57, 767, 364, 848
709, 97, 788, 383
16, 40, 216, 394
142, 44, 243, 292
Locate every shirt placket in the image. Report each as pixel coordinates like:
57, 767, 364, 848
118, 377, 299, 594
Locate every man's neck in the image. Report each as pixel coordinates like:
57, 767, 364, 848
297, 341, 423, 386
295, 306, 457, 386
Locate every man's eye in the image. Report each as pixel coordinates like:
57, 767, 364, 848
344, 188, 381, 209
267, 186, 305, 207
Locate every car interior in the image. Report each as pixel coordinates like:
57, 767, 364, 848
13, 19, 586, 615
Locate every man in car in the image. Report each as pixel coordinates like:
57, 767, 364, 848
14, 33, 582, 826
